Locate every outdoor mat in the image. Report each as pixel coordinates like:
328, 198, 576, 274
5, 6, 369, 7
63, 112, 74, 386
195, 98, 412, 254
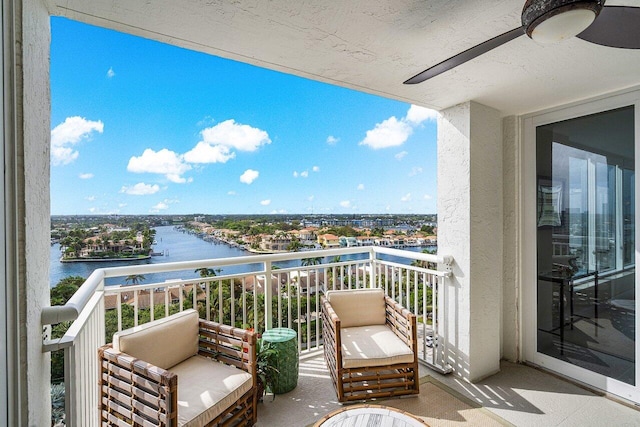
371, 376, 515, 427
260, 353, 514, 427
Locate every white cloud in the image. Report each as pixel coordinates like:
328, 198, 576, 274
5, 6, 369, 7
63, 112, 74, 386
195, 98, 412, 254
395, 151, 408, 161
85, 196, 96, 201
240, 169, 259, 184
127, 148, 192, 183
271, 209, 287, 214
260, 199, 271, 206
88, 207, 97, 213
405, 105, 438, 125
228, 191, 237, 196
357, 184, 365, 190
423, 194, 433, 200
184, 119, 270, 165
118, 203, 127, 208
107, 67, 115, 78
51, 116, 104, 165
183, 142, 234, 164
359, 116, 412, 149
312, 166, 320, 172
326, 135, 339, 145
308, 195, 315, 201
340, 200, 351, 208
293, 170, 309, 178
79, 173, 94, 179
152, 202, 169, 210
401, 193, 412, 202
201, 119, 271, 151
409, 167, 423, 176
359, 105, 437, 152
120, 182, 160, 196
150, 198, 178, 213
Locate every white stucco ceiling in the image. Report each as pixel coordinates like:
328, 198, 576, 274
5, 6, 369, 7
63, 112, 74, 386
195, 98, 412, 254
51, 0, 640, 115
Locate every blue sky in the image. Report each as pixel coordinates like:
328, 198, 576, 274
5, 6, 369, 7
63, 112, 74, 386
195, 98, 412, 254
50, 17, 438, 215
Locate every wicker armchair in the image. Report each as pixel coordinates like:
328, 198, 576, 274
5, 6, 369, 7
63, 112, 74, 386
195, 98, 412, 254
98, 309, 257, 426
321, 288, 419, 403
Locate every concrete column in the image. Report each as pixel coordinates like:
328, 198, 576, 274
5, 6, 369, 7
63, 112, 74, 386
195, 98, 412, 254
502, 115, 521, 362
8, 0, 52, 424
437, 101, 503, 382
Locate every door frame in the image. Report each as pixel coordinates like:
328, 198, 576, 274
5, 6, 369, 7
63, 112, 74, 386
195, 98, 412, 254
522, 89, 640, 403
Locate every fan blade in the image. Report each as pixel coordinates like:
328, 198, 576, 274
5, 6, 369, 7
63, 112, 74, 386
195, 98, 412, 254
404, 27, 525, 85
577, 6, 640, 49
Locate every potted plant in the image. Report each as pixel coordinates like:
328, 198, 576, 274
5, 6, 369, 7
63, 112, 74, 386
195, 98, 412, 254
256, 337, 279, 401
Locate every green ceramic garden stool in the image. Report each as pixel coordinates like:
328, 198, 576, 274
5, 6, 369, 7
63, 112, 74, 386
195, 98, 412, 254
262, 327, 298, 394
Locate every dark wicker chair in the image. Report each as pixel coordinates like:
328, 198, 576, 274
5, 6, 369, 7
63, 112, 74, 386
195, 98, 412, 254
321, 288, 419, 403
98, 309, 257, 426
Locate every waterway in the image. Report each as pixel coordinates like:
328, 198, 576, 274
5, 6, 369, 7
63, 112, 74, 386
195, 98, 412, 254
50, 225, 436, 287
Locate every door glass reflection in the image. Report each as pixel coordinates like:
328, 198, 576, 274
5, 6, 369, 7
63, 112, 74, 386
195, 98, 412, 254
536, 106, 635, 385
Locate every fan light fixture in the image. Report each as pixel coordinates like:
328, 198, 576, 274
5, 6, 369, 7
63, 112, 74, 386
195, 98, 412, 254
404, 0, 640, 85
522, 0, 604, 43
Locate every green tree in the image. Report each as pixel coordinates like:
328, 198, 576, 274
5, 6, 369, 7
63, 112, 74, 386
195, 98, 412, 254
125, 274, 146, 285
301, 257, 322, 266
195, 267, 218, 277
50, 276, 86, 384
50, 276, 85, 306
411, 248, 437, 270
286, 238, 302, 252
420, 225, 435, 234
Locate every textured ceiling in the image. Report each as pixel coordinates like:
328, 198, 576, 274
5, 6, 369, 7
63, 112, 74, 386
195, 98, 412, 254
51, 0, 640, 115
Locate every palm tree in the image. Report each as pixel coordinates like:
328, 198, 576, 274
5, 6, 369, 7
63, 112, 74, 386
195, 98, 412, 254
195, 267, 218, 278
411, 248, 437, 269
286, 238, 302, 252
301, 257, 322, 266
125, 274, 146, 285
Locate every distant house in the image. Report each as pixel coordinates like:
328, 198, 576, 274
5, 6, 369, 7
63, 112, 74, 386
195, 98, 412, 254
259, 234, 293, 252
357, 236, 374, 246
318, 233, 340, 248
298, 228, 317, 246
339, 236, 358, 247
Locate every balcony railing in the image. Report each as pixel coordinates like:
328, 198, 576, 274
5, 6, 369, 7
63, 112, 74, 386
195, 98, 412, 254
42, 246, 452, 427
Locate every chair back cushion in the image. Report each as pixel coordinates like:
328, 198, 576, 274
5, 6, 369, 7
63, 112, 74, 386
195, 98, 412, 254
113, 308, 199, 369
325, 288, 386, 327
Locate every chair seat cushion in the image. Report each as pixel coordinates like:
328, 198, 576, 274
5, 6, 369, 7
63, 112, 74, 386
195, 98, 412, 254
171, 355, 253, 427
340, 325, 414, 369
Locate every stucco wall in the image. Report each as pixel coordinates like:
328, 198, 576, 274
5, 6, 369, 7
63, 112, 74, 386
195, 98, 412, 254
438, 101, 503, 382
17, 0, 51, 424
501, 115, 520, 362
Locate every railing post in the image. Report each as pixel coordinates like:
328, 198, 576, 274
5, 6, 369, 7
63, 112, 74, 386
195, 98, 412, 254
369, 247, 376, 289
264, 260, 273, 330
433, 258, 453, 374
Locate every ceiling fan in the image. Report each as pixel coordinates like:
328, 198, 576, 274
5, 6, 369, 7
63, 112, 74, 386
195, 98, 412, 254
404, 0, 640, 85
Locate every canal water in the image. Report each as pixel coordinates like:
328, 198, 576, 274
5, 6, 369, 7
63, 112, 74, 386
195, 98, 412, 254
50, 225, 435, 287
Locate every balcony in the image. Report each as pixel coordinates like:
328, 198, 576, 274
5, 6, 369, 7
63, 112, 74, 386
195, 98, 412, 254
42, 246, 640, 426
42, 246, 452, 426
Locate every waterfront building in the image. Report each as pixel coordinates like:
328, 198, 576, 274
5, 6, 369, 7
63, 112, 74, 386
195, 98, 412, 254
259, 233, 293, 252
338, 236, 358, 247
317, 233, 340, 248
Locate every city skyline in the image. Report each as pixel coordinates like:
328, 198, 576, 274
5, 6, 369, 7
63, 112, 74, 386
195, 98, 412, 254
50, 17, 438, 215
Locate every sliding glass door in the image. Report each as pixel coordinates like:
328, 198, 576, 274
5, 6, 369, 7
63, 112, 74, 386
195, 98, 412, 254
535, 105, 636, 386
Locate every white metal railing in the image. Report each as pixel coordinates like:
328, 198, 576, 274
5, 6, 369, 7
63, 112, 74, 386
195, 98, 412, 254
42, 246, 452, 426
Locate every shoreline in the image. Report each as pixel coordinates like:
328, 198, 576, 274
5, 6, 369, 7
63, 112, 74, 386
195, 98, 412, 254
60, 255, 151, 263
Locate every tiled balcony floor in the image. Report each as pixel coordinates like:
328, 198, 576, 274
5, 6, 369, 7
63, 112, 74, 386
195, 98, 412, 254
256, 351, 640, 426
